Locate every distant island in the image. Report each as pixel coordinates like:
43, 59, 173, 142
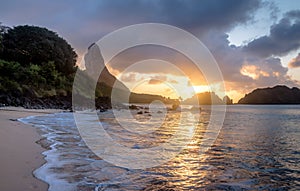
183, 92, 233, 105
238, 85, 300, 104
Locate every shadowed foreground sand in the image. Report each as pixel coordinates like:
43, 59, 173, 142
0, 107, 62, 191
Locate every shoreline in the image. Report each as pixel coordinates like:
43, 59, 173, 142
0, 107, 63, 191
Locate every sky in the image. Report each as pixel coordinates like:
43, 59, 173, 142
1, 0, 300, 102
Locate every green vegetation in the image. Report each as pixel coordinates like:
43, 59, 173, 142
0, 25, 77, 99
238, 85, 300, 104
0, 25, 77, 75
72, 69, 115, 99
0, 59, 74, 97
0, 23, 9, 52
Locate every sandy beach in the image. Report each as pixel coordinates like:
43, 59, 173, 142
0, 107, 62, 191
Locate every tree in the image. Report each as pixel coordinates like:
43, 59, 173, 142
0, 25, 77, 75
0, 22, 10, 52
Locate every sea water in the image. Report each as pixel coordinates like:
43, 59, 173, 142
19, 105, 300, 190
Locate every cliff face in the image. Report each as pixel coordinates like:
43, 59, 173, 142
84, 43, 130, 93
238, 85, 300, 104
83, 44, 178, 104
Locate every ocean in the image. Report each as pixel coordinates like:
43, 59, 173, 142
19, 105, 300, 191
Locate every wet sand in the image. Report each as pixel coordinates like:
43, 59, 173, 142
0, 107, 62, 191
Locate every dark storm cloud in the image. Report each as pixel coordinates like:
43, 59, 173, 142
96, 0, 261, 32
285, 10, 300, 18
201, 31, 298, 88
0, 0, 261, 53
244, 10, 300, 58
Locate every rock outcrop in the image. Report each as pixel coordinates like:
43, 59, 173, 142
183, 92, 232, 105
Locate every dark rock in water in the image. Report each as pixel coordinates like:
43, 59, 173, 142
132, 144, 142, 149
95, 96, 111, 111
129, 105, 139, 110
36, 137, 52, 150
238, 85, 300, 104
137, 111, 143, 114
98, 108, 106, 113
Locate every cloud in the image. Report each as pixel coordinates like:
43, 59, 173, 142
285, 10, 300, 19
240, 65, 270, 80
239, 57, 298, 88
169, 80, 178, 84
95, 0, 261, 32
118, 72, 178, 85
263, 0, 280, 21
243, 10, 300, 58
108, 46, 188, 76
288, 53, 300, 68
0, 0, 261, 55
200, 31, 298, 91
148, 75, 167, 85
107, 46, 207, 85
120, 72, 137, 82
148, 79, 164, 85
112, 27, 299, 94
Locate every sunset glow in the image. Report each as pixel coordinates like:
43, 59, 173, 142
2, 1, 300, 190
240, 65, 270, 80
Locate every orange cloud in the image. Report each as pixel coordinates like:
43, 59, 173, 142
288, 53, 300, 68
148, 79, 164, 84
240, 65, 270, 80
